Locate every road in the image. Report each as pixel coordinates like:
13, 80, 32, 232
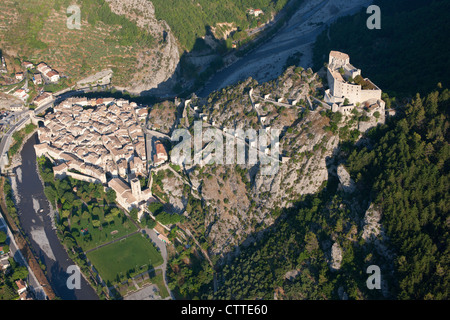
0, 115, 30, 168
142, 227, 173, 299
0, 211, 47, 299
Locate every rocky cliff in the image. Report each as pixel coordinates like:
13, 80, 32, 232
179, 67, 342, 254
105, 0, 180, 95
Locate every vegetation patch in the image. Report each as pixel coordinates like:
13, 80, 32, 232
86, 233, 163, 285
8, 123, 36, 161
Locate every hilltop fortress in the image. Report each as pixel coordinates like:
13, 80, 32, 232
324, 51, 385, 114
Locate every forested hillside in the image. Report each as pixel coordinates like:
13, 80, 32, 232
313, 0, 450, 98
166, 85, 449, 300
346, 88, 450, 299
151, 0, 289, 51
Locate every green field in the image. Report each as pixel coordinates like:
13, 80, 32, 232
86, 233, 163, 284
71, 209, 137, 252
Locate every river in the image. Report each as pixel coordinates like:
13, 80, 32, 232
198, 0, 372, 97
12, 133, 98, 300
7, 0, 373, 301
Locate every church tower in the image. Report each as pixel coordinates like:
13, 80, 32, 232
130, 178, 142, 201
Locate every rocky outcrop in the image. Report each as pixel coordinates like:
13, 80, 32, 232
330, 242, 343, 271
362, 203, 381, 241
284, 269, 301, 281
160, 170, 187, 214
358, 110, 385, 133
337, 164, 356, 193
361, 203, 395, 298
179, 68, 341, 255
105, 0, 180, 95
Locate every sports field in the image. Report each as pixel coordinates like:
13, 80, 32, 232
86, 233, 163, 284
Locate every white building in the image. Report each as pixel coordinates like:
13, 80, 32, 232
46, 70, 60, 83
248, 8, 264, 17
324, 51, 384, 114
36, 62, 60, 83
33, 73, 43, 85
15, 72, 24, 81
13, 89, 28, 101
108, 177, 152, 213
23, 61, 33, 69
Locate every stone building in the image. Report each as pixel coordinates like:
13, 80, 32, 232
324, 51, 384, 114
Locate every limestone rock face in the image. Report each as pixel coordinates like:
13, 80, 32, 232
360, 203, 394, 298
362, 203, 382, 241
330, 242, 343, 271
105, 0, 180, 95
337, 164, 355, 193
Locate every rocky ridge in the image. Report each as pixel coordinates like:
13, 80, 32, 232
105, 0, 180, 95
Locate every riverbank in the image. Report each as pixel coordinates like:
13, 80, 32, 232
5, 123, 37, 171
11, 134, 99, 299
198, 0, 372, 97
0, 175, 56, 300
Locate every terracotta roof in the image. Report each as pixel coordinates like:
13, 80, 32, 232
47, 70, 59, 77
53, 162, 68, 173
34, 92, 53, 103
155, 141, 167, 157
15, 279, 26, 290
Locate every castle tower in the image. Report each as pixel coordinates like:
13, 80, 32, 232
130, 178, 142, 201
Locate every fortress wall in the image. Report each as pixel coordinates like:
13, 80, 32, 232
65, 171, 102, 184
360, 89, 382, 103
333, 80, 362, 104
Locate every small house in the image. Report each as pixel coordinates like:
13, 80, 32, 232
15, 72, 24, 81
15, 279, 27, 295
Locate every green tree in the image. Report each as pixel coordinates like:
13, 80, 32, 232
82, 211, 90, 220
104, 214, 114, 224
0, 231, 6, 243
106, 189, 116, 203
373, 111, 380, 119
61, 210, 71, 219
111, 208, 121, 217
12, 266, 29, 280
130, 207, 139, 221
92, 219, 101, 228
71, 214, 80, 225
148, 202, 164, 216
146, 218, 156, 229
